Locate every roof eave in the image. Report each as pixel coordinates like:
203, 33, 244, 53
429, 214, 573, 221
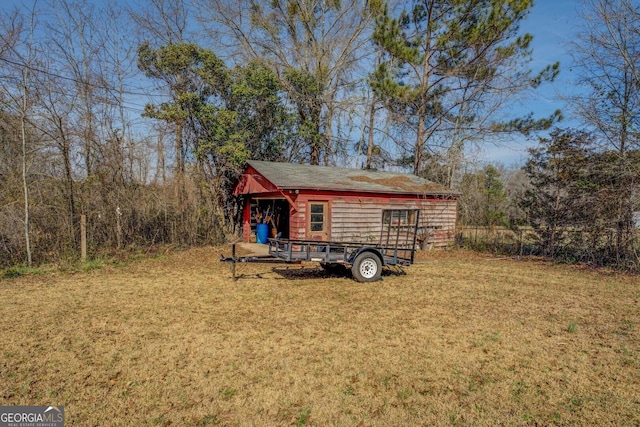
279, 185, 458, 197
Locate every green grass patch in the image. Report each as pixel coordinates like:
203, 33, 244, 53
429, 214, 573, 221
295, 408, 311, 426
1, 264, 46, 279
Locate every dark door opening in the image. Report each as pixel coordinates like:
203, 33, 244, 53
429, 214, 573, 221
251, 198, 290, 240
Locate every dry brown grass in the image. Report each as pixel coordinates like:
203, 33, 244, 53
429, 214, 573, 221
1, 247, 639, 426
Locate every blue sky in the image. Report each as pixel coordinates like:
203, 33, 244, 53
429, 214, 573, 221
479, 0, 584, 166
521, 0, 583, 121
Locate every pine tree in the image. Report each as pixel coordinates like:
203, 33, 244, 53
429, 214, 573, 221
370, 0, 560, 178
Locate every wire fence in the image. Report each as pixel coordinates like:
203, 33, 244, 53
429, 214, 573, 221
457, 226, 640, 272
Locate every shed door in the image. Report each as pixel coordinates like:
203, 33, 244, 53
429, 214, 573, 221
308, 201, 329, 241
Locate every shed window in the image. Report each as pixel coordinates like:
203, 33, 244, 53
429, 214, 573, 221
383, 209, 416, 226
309, 202, 326, 232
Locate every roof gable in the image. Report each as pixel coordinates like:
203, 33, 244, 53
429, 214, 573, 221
238, 160, 457, 196
233, 165, 278, 195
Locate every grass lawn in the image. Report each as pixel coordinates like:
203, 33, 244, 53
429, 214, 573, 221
1, 247, 638, 425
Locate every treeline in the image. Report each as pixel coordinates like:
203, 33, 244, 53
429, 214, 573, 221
458, 129, 640, 269
1, 0, 639, 272
458, 0, 640, 271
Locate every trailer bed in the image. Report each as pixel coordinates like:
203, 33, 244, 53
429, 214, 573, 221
268, 238, 415, 266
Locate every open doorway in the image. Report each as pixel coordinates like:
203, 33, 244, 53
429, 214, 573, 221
250, 198, 290, 240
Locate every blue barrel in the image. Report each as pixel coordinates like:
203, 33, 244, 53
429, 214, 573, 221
256, 223, 269, 244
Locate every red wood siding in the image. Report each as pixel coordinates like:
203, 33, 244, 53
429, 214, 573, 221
290, 201, 306, 239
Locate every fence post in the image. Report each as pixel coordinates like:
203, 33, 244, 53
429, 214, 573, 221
116, 207, 122, 250
80, 214, 87, 262
232, 243, 237, 281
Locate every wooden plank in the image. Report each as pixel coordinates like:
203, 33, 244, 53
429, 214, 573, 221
284, 192, 458, 247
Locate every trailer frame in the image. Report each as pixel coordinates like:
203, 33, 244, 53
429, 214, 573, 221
222, 208, 420, 282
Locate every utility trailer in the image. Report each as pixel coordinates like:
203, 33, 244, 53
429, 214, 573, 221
222, 208, 420, 282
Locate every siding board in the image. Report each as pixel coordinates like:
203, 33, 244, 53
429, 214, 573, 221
326, 196, 456, 247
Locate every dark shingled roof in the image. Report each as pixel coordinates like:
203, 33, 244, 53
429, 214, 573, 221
247, 160, 457, 196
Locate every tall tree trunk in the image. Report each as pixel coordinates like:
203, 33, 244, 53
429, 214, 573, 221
175, 121, 184, 176
156, 133, 166, 183
366, 95, 377, 169
616, 69, 631, 263
21, 67, 32, 267
414, 21, 433, 177
414, 109, 426, 175
323, 104, 333, 166
309, 107, 321, 165
82, 61, 93, 177
60, 125, 77, 246
548, 185, 562, 257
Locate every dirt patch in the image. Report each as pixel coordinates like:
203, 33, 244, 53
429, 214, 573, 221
0, 246, 638, 425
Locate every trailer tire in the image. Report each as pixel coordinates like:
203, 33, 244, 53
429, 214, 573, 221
352, 252, 382, 282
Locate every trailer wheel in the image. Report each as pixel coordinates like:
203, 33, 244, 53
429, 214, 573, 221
352, 252, 382, 282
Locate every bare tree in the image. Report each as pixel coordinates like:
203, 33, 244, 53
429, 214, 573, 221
99, 2, 141, 183
570, 0, 640, 156
569, 0, 640, 262
128, 0, 194, 182
0, 1, 244, 266
33, 73, 78, 245
20, 57, 32, 266
128, 0, 190, 46
0, 6, 37, 266
43, 0, 107, 179
195, 0, 375, 165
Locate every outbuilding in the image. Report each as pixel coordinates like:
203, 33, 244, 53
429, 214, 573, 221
233, 160, 459, 248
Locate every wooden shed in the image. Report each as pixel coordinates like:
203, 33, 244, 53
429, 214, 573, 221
233, 160, 459, 248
